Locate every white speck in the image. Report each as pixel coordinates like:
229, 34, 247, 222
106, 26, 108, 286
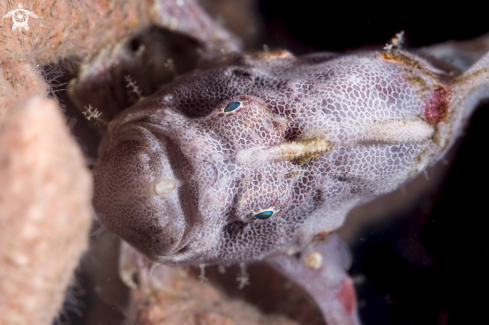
218, 265, 226, 274
304, 251, 323, 270
383, 43, 393, 52
286, 248, 297, 255
168, 17, 179, 30
236, 263, 250, 289
154, 179, 176, 195
199, 264, 207, 282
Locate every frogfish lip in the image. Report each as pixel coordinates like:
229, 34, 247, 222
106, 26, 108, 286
93, 117, 196, 260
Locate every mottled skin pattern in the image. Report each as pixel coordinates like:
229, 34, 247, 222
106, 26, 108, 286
93, 46, 489, 324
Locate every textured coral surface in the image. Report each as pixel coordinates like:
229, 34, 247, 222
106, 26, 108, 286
121, 243, 299, 325
0, 97, 92, 325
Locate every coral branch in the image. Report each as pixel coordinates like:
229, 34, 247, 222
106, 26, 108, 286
0, 97, 92, 325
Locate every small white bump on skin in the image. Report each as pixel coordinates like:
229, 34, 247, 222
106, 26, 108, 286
286, 248, 299, 256
154, 179, 176, 195
304, 251, 323, 270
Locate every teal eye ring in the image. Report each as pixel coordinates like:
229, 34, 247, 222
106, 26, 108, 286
255, 210, 274, 219
217, 99, 249, 117
250, 206, 280, 220
223, 101, 241, 113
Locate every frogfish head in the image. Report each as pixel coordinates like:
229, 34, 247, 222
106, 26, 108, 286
93, 50, 488, 265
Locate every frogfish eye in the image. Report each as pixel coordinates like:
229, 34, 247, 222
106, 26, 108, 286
223, 101, 241, 113
254, 210, 274, 219
250, 206, 280, 220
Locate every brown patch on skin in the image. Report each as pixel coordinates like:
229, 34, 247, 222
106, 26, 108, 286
384, 51, 422, 68
424, 85, 453, 124
379, 51, 434, 100
256, 50, 294, 60
380, 51, 450, 97
314, 230, 329, 239
405, 73, 427, 88
335, 277, 356, 314
380, 51, 423, 71
456, 67, 489, 86
380, 51, 456, 129
381, 51, 394, 60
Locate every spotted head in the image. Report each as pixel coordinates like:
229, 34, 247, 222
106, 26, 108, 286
93, 50, 488, 265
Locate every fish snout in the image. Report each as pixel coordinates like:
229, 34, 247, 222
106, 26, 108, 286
93, 127, 190, 259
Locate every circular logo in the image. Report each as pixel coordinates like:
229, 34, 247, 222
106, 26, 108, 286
3, 3, 38, 32
13, 9, 28, 29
